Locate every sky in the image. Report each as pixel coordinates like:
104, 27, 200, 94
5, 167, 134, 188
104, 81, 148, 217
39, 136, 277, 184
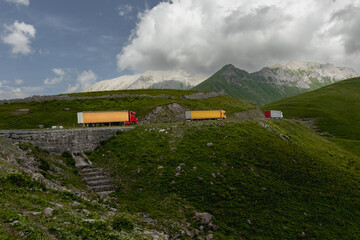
0, 0, 360, 99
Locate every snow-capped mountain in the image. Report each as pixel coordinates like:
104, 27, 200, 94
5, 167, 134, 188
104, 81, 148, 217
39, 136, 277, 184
85, 70, 207, 92
256, 60, 359, 89
193, 60, 359, 105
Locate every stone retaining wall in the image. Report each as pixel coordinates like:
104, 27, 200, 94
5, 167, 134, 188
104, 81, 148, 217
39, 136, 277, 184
0, 127, 133, 154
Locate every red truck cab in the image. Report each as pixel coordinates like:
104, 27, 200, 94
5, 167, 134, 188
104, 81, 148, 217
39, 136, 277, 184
126, 111, 138, 125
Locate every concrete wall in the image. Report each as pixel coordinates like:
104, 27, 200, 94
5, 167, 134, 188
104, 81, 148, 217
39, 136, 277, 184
0, 127, 133, 154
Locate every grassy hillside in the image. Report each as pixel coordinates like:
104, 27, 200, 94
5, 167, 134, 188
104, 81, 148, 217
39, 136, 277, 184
0, 138, 151, 239
262, 77, 360, 141
87, 119, 360, 239
192, 64, 307, 105
0, 89, 255, 129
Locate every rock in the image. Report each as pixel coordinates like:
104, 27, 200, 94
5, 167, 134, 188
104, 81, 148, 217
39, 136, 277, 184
83, 209, 91, 216
206, 234, 214, 240
194, 212, 212, 225
32, 173, 44, 182
158, 166, 164, 169
199, 225, 204, 233
71, 201, 81, 207
43, 207, 54, 216
175, 166, 181, 172
211, 173, 216, 178
107, 211, 116, 217
82, 219, 95, 223
193, 166, 197, 171
207, 142, 213, 147
179, 163, 185, 167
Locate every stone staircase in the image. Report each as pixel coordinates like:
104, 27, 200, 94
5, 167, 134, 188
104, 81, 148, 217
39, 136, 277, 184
72, 153, 115, 196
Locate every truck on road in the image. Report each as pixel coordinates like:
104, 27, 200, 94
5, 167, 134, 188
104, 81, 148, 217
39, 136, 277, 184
264, 110, 283, 119
185, 110, 226, 121
77, 111, 137, 127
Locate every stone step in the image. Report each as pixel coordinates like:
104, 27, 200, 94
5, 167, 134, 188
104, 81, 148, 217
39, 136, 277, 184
86, 179, 113, 187
96, 190, 115, 196
79, 171, 106, 178
90, 185, 115, 193
79, 167, 104, 174
78, 164, 95, 169
83, 175, 109, 182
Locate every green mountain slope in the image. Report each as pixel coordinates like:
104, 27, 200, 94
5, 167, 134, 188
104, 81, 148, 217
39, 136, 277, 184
193, 62, 358, 105
87, 119, 360, 239
262, 77, 360, 141
193, 64, 305, 105
0, 89, 255, 129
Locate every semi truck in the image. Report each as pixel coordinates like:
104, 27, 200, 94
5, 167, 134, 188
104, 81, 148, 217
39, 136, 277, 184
77, 111, 137, 127
185, 110, 226, 121
264, 110, 283, 119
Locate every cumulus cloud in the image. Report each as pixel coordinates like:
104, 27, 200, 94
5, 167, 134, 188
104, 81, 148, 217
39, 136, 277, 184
117, 0, 360, 74
6, 0, 29, 6
44, 68, 66, 85
66, 70, 97, 93
2, 21, 36, 56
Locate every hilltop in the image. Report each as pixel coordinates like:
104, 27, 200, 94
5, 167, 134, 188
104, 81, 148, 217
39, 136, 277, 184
193, 61, 358, 105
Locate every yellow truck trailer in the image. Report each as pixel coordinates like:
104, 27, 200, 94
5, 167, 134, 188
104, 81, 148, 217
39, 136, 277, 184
185, 110, 226, 121
77, 111, 137, 126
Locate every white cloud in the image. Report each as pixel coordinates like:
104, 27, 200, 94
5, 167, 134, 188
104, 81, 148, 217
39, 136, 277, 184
2, 21, 36, 56
15, 79, 24, 85
66, 70, 97, 93
44, 68, 66, 85
0, 80, 44, 100
6, 0, 29, 6
118, 4, 133, 17
117, 0, 360, 74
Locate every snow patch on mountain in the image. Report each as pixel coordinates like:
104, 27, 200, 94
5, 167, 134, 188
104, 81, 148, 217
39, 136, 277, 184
85, 70, 207, 92
257, 60, 359, 88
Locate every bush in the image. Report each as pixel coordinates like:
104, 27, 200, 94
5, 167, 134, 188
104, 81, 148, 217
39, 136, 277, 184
39, 158, 51, 171
61, 152, 76, 167
112, 215, 134, 232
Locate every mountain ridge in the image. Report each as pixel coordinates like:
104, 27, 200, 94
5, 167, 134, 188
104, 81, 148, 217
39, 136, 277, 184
85, 70, 207, 92
193, 60, 358, 105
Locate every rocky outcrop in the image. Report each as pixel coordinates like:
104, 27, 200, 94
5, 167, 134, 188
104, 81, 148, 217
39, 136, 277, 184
140, 103, 187, 124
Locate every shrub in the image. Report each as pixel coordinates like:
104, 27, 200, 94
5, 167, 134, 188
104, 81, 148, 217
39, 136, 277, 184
112, 215, 134, 232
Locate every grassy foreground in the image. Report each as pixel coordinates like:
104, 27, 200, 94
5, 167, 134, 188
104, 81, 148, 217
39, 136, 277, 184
87, 119, 360, 239
0, 89, 255, 129
0, 138, 151, 239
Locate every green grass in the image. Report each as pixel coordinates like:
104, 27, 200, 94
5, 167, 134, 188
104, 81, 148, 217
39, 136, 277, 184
262, 77, 360, 141
0, 142, 151, 239
87, 119, 360, 239
0, 89, 255, 129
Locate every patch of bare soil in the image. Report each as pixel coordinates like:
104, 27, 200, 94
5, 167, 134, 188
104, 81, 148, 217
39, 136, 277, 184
11, 108, 30, 115
230, 108, 264, 121
296, 118, 334, 137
